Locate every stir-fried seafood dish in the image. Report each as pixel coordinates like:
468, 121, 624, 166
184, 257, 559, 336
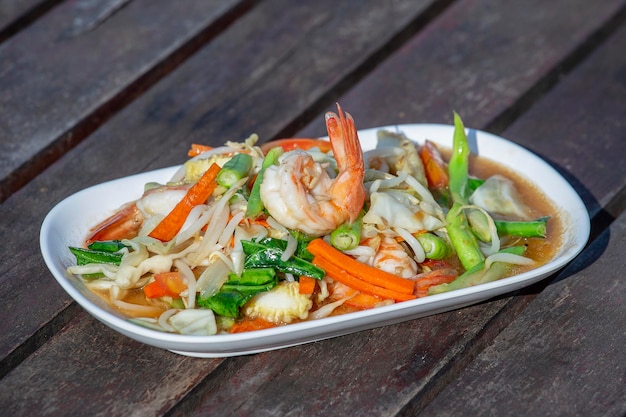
67, 104, 560, 335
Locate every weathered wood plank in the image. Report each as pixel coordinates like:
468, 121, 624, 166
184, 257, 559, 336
0, 311, 223, 417
1, 0, 623, 415
0, 0, 252, 202
398, 19, 626, 417
174, 0, 626, 415
0, 0, 56, 41
416, 210, 626, 417
0, 0, 441, 414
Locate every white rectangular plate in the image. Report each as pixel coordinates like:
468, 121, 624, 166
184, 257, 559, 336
40, 124, 590, 357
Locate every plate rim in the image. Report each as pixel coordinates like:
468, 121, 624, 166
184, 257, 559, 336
40, 123, 590, 356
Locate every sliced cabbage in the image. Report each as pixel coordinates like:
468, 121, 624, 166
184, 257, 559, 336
469, 175, 532, 219
364, 130, 428, 187
364, 190, 445, 233
168, 309, 218, 335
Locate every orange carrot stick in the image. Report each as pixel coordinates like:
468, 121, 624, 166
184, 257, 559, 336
149, 163, 221, 242
298, 276, 317, 295
311, 255, 416, 302
307, 238, 415, 295
188, 144, 213, 157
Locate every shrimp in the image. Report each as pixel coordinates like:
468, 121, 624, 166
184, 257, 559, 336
362, 235, 418, 278
260, 104, 366, 236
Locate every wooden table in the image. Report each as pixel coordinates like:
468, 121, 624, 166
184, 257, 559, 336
1, 0, 625, 415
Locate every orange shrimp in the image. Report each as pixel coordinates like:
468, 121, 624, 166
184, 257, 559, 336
260, 104, 366, 236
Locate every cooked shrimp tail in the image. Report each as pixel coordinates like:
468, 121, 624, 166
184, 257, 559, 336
325, 103, 366, 224
260, 103, 366, 236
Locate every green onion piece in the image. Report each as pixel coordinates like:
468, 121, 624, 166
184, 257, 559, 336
217, 153, 253, 188
246, 147, 283, 218
449, 112, 471, 205
445, 203, 485, 270
495, 216, 550, 238
416, 233, 452, 260
428, 246, 526, 295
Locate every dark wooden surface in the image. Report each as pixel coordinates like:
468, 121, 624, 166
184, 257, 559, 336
0, 0, 624, 415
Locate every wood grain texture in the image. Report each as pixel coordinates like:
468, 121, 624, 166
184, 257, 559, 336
0, 312, 223, 417
0, 0, 440, 414
0, 0, 251, 202
0, 0, 624, 415
416, 212, 626, 417
298, 0, 626, 133
0, 0, 57, 40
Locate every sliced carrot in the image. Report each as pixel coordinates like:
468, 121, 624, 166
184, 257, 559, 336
260, 138, 332, 154
149, 163, 221, 242
343, 293, 390, 310
188, 143, 213, 157
230, 317, 277, 333
307, 238, 415, 295
298, 276, 317, 295
419, 140, 449, 189
144, 272, 187, 298
414, 268, 458, 298
312, 255, 416, 302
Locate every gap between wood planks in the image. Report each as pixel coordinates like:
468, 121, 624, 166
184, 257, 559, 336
0, 0, 257, 204
0, 0, 63, 43
483, 2, 626, 136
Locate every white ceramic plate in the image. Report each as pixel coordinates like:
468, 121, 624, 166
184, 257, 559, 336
40, 124, 589, 357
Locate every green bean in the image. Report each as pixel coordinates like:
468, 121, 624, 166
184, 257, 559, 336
217, 153, 253, 188
495, 216, 549, 238
448, 112, 471, 205
445, 203, 485, 270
